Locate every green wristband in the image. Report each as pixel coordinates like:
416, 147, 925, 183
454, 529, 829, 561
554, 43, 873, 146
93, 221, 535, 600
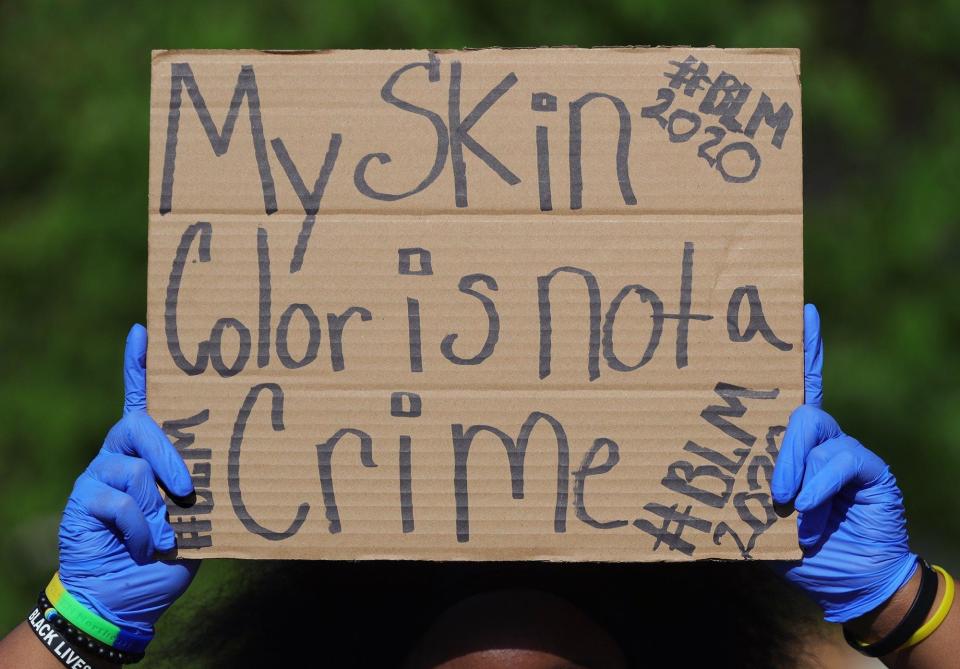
45, 573, 121, 647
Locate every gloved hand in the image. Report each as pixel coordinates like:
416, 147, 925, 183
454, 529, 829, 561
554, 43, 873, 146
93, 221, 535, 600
57, 324, 198, 650
771, 304, 917, 623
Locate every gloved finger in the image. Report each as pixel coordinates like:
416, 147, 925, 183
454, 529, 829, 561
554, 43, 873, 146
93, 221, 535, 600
794, 437, 859, 547
88, 452, 176, 552
103, 413, 196, 507
115, 324, 195, 506
770, 405, 842, 505
795, 440, 862, 512
75, 476, 155, 564
179, 559, 202, 579
803, 304, 823, 408
123, 324, 148, 415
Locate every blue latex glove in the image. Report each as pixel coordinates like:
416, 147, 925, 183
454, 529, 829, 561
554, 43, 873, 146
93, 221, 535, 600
771, 304, 917, 623
58, 324, 198, 647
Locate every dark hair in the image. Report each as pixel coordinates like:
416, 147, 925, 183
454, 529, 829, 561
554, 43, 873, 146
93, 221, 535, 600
148, 560, 823, 668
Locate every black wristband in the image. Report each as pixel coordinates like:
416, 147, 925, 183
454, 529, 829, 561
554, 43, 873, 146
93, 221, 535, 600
843, 559, 939, 658
36, 592, 145, 665
27, 604, 101, 669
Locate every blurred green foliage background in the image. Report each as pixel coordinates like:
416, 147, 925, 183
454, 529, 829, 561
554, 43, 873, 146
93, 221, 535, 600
1, 0, 958, 646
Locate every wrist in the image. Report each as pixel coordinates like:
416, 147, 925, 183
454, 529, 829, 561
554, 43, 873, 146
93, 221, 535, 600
37, 573, 150, 665
846, 559, 922, 642
26, 604, 122, 669
821, 551, 919, 623
48, 573, 152, 654
842, 559, 955, 658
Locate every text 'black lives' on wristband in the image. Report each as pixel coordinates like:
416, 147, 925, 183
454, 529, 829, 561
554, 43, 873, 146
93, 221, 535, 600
36, 590, 146, 665
27, 603, 101, 669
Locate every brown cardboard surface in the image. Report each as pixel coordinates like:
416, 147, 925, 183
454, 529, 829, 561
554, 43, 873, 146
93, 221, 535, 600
147, 48, 803, 561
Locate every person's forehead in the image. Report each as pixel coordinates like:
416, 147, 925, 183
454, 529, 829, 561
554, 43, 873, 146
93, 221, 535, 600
427, 648, 605, 669
403, 589, 628, 669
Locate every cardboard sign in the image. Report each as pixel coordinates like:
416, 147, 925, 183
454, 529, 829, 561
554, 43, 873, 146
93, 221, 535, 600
148, 48, 803, 561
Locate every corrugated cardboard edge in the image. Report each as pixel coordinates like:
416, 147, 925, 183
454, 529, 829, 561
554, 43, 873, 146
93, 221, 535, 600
150, 47, 801, 93
152, 46, 799, 63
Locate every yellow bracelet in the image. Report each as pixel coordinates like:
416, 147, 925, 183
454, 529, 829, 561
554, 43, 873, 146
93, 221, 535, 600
898, 565, 955, 651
